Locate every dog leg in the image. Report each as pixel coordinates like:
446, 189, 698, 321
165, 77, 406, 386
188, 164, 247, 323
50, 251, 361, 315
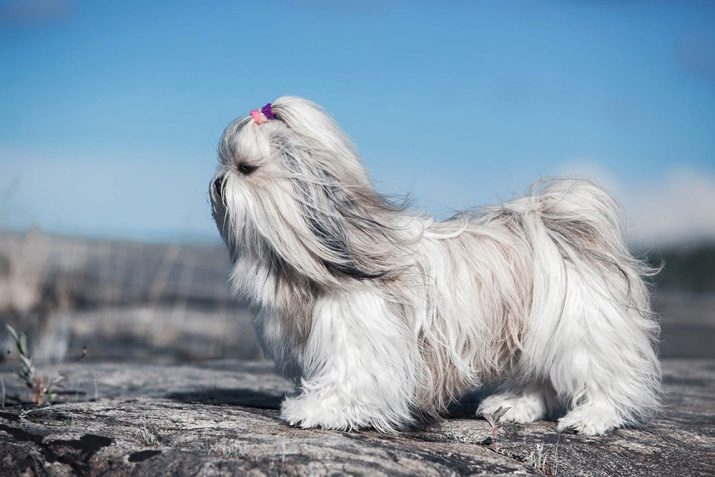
543, 272, 660, 436
556, 400, 624, 435
280, 290, 417, 432
477, 381, 554, 424
547, 325, 660, 435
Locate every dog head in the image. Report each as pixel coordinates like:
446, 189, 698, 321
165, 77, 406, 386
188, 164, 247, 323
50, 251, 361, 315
210, 96, 406, 286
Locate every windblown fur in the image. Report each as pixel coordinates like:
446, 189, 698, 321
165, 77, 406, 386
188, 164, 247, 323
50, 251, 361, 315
210, 96, 661, 435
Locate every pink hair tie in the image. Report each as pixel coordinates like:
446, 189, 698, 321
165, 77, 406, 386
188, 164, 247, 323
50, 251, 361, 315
250, 103, 276, 125
250, 109, 267, 124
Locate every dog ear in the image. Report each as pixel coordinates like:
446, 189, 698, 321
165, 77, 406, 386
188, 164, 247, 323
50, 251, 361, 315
262, 96, 410, 284
277, 138, 391, 280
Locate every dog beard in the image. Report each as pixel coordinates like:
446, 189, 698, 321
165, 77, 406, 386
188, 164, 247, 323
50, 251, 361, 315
209, 96, 661, 435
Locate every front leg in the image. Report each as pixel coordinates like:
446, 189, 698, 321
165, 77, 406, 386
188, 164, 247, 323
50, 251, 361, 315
280, 290, 417, 432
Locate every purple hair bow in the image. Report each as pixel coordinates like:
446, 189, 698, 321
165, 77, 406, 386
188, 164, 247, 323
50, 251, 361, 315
251, 103, 276, 124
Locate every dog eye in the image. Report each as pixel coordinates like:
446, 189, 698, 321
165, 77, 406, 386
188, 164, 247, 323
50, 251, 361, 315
237, 163, 258, 175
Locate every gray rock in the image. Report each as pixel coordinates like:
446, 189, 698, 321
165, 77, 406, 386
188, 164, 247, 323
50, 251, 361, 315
0, 359, 713, 476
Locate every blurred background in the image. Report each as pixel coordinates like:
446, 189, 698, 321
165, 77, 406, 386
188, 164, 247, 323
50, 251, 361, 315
1, 1, 713, 368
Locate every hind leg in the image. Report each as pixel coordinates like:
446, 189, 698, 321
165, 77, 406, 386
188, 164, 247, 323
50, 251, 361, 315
548, 338, 660, 436
552, 363, 626, 435
477, 381, 556, 424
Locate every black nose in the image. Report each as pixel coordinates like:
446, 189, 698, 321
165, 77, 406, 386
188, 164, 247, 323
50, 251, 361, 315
213, 175, 224, 198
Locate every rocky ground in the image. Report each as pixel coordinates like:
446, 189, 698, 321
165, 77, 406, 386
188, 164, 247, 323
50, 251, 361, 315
0, 358, 713, 476
1, 231, 714, 475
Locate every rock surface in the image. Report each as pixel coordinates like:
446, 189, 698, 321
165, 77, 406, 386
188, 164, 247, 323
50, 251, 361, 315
0, 359, 713, 476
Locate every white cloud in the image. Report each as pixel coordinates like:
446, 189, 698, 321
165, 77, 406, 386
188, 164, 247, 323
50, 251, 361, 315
559, 162, 715, 246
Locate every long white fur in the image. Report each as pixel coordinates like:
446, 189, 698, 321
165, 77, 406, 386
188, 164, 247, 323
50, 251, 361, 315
210, 96, 661, 435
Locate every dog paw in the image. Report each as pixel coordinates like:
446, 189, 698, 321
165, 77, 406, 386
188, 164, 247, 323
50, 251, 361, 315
477, 392, 546, 424
556, 405, 623, 435
280, 395, 354, 431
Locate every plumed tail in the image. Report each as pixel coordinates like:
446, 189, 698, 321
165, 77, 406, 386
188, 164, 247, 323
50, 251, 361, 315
533, 178, 659, 309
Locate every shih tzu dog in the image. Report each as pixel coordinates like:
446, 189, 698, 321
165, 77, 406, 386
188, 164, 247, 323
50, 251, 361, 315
209, 97, 660, 435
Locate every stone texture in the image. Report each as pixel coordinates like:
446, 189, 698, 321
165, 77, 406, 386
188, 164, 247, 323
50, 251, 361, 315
0, 359, 713, 476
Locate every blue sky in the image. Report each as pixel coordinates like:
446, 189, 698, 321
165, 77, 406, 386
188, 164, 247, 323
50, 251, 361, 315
1, 1, 714, 244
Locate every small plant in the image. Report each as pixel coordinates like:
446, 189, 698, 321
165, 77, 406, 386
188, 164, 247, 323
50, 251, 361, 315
482, 407, 507, 451
208, 440, 244, 458
526, 443, 556, 475
140, 426, 159, 447
526, 443, 547, 470
5, 324, 64, 405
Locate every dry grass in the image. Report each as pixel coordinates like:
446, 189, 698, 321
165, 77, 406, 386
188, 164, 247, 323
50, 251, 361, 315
525, 443, 555, 475
5, 324, 65, 405
208, 440, 245, 458
0, 230, 80, 365
0, 230, 48, 316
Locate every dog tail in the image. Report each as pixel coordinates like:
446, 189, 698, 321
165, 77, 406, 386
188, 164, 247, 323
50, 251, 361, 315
532, 178, 659, 288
